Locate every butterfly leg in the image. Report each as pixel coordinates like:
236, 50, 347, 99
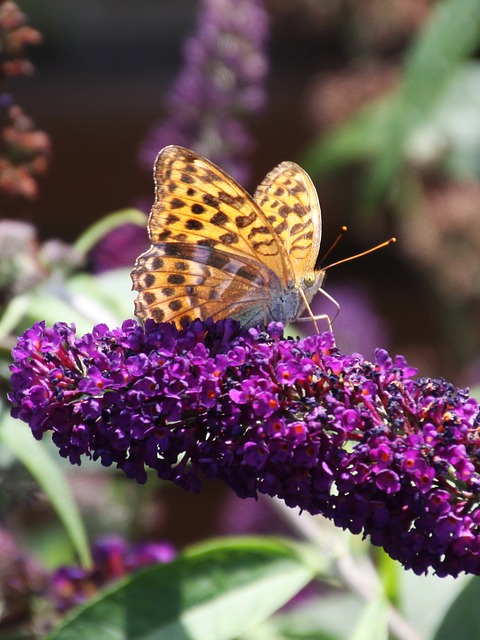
316, 286, 340, 325
297, 287, 340, 333
298, 289, 320, 332
296, 312, 332, 332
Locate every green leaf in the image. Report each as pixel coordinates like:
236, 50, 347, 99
367, 0, 480, 201
22, 288, 100, 335
265, 591, 363, 640
375, 549, 401, 608
73, 209, 147, 257
11, 268, 135, 335
433, 577, 480, 640
470, 385, 480, 402
302, 98, 393, 177
0, 292, 34, 342
348, 595, 388, 640
408, 63, 480, 178
65, 268, 135, 326
303, 0, 480, 205
47, 537, 318, 640
0, 409, 91, 568
400, 571, 468, 638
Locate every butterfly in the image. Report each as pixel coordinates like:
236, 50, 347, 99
131, 145, 333, 330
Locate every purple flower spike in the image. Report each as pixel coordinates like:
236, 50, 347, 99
9, 319, 480, 578
138, 0, 269, 184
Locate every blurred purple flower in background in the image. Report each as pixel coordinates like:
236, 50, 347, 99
310, 282, 390, 358
138, 0, 269, 185
88, 222, 148, 274
90, 0, 269, 275
9, 318, 480, 578
50, 536, 175, 613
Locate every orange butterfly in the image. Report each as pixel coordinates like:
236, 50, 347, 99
131, 145, 394, 330
131, 145, 333, 330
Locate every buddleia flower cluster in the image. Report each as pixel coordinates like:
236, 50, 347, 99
9, 318, 480, 578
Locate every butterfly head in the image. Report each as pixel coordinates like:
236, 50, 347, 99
302, 268, 326, 301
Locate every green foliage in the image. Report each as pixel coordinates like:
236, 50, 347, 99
0, 211, 139, 337
433, 577, 480, 640
0, 405, 91, 568
0, 211, 144, 570
348, 596, 388, 640
303, 0, 480, 206
46, 538, 318, 640
73, 209, 146, 256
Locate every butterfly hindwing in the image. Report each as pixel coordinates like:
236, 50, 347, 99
253, 161, 322, 284
133, 243, 285, 327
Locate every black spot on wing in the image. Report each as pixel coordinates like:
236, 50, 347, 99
235, 212, 256, 228
174, 261, 188, 271
158, 230, 172, 241
163, 245, 184, 257
219, 232, 238, 245
247, 226, 269, 239
170, 198, 186, 209
202, 193, 219, 207
143, 292, 156, 305
167, 274, 186, 285
169, 300, 183, 311
186, 219, 203, 230
181, 173, 195, 184
208, 288, 219, 300
291, 181, 307, 194
197, 238, 217, 248
206, 253, 230, 269
236, 266, 264, 284
151, 308, 165, 322
211, 212, 228, 226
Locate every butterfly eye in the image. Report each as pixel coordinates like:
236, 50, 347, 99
303, 273, 317, 287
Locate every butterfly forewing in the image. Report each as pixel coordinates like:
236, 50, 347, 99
148, 146, 295, 287
253, 161, 322, 283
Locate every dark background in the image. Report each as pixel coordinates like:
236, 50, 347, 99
12, 0, 343, 240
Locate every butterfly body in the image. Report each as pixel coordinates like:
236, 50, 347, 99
132, 145, 325, 329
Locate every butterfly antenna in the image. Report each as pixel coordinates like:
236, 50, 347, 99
318, 226, 348, 265
323, 237, 396, 271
